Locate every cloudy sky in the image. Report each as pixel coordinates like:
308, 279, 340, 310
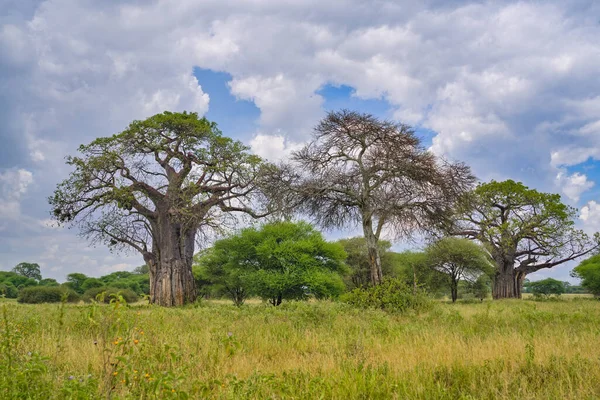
1, 0, 600, 282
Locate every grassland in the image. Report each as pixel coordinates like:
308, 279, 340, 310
1, 297, 600, 399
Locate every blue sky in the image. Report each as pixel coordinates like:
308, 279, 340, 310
2, 0, 600, 283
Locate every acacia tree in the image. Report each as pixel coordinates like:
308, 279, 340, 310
50, 111, 280, 306
453, 180, 599, 299
425, 237, 493, 302
12, 262, 42, 281
293, 110, 474, 285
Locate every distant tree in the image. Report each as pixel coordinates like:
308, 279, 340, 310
453, 180, 599, 299
12, 262, 42, 281
391, 251, 448, 296
50, 111, 285, 306
571, 254, 600, 296
469, 274, 491, 301
337, 237, 394, 289
425, 237, 493, 302
132, 264, 149, 275
528, 278, 566, 298
38, 278, 59, 287
64, 273, 89, 294
81, 278, 105, 292
199, 221, 347, 306
292, 110, 474, 286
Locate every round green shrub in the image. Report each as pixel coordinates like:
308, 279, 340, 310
17, 286, 80, 304
340, 278, 433, 313
82, 287, 139, 304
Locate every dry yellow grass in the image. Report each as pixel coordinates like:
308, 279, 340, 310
1, 298, 600, 398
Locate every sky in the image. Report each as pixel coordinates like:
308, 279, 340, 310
1, 0, 600, 283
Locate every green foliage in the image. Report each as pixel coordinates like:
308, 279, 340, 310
17, 286, 80, 304
196, 221, 347, 306
82, 287, 139, 304
469, 274, 491, 301
391, 251, 448, 297
38, 278, 59, 287
425, 237, 493, 302
0, 283, 18, 299
572, 254, 600, 296
81, 278, 104, 292
65, 273, 89, 294
0, 271, 38, 291
455, 180, 599, 298
341, 278, 433, 313
337, 237, 394, 288
528, 278, 566, 298
12, 262, 42, 281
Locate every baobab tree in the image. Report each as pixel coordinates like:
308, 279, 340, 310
453, 180, 600, 299
50, 111, 282, 306
292, 110, 475, 285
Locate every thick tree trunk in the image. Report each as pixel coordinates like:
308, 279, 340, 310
148, 219, 197, 306
362, 218, 383, 285
492, 260, 526, 299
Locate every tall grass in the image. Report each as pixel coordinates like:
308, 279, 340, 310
1, 298, 599, 398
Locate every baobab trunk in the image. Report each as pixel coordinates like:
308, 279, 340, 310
148, 220, 197, 306
492, 259, 525, 299
362, 217, 383, 285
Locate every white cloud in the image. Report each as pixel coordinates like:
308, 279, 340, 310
555, 170, 594, 202
250, 134, 304, 162
0, 168, 33, 219
3, 0, 600, 280
580, 200, 600, 234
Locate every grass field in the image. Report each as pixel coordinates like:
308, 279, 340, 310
1, 297, 600, 399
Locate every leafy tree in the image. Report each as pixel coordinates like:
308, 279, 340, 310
391, 251, 448, 296
571, 254, 600, 296
38, 278, 59, 287
337, 237, 395, 289
292, 110, 474, 286
12, 262, 42, 281
425, 237, 493, 302
64, 273, 89, 294
81, 278, 104, 292
50, 111, 283, 306
198, 221, 347, 306
528, 278, 566, 297
133, 264, 149, 274
469, 275, 491, 302
453, 180, 599, 299
0, 283, 18, 298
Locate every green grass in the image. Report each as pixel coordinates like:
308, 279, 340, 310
1, 297, 600, 399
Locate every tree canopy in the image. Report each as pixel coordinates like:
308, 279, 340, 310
425, 237, 493, 302
12, 262, 42, 281
194, 221, 347, 306
292, 110, 474, 285
453, 180, 599, 298
571, 254, 600, 296
50, 111, 282, 306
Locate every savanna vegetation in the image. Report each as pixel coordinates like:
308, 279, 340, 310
2, 109, 600, 398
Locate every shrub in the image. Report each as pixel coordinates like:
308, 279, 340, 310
0, 282, 18, 298
17, 286, 80, 304
82, 287, 139, 304
340, 278, 433, 313
529, 278, 566, 298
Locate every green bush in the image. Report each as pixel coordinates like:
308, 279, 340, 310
82, 287, 139, 304
17, 286, 80, 304
0, 282, 18, 298
340, 278, 433, 313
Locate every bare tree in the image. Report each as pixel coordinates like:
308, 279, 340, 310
292, 110, 475, 285
50, 111, 282, 306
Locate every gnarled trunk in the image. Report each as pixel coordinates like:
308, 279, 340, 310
148, 218, 197, 306
362, 217, 383, 285
492, 259, 526, 299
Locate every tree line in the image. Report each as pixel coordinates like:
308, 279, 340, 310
46, 110, 600, 306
